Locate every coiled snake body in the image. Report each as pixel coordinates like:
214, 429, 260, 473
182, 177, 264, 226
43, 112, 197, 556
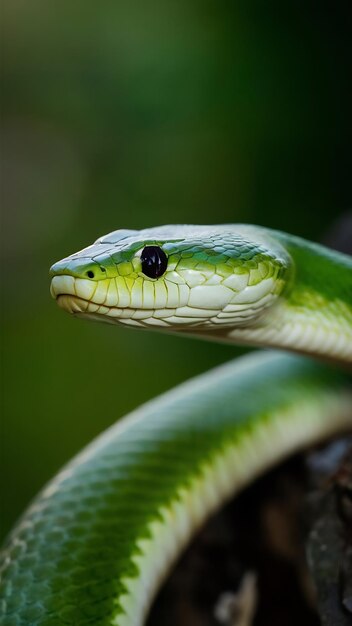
1, 224, 351, 625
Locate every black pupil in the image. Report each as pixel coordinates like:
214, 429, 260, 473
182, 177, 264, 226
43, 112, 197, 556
141, 246, 168, 279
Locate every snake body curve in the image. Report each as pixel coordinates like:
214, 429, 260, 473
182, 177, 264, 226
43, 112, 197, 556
0, 224, 351, 625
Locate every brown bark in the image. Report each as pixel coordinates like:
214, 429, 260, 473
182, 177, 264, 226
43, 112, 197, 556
147, 439, 352, 626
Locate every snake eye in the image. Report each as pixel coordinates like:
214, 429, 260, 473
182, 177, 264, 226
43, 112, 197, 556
141, 246, 168, 279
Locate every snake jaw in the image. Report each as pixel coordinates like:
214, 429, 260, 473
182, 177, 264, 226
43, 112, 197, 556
55, 294, 88, 315
50, 277, 287, 334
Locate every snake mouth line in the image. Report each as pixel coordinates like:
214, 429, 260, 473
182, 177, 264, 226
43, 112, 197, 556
54, 294, 236, 330
56, 294, 177, 320
55, 294, 209, 330
55, 290, 283, 330
56, 294, 126, 316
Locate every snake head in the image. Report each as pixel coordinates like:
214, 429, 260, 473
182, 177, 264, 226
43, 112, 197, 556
50, 225, 292, 334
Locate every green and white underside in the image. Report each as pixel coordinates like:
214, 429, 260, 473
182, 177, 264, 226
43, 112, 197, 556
1, 353, 351, 626
81, 355, 350, 626
1, 224, 351, 626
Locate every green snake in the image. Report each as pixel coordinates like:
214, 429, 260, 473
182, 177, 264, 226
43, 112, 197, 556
1, 224, 351, 625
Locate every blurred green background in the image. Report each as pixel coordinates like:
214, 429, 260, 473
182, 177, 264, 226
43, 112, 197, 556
1, 1, 351, 541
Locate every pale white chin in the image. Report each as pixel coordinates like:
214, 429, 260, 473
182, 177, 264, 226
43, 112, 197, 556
56, 292, 278, 331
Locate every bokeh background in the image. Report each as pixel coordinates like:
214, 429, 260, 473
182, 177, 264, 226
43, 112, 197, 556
1, 1, 351, 541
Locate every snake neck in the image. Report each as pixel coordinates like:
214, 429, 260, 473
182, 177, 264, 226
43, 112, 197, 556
225, 231, 352, 363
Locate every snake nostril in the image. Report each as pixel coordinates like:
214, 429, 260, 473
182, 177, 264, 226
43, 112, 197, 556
100, 266, 106, 273
86, 270, 95, 279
